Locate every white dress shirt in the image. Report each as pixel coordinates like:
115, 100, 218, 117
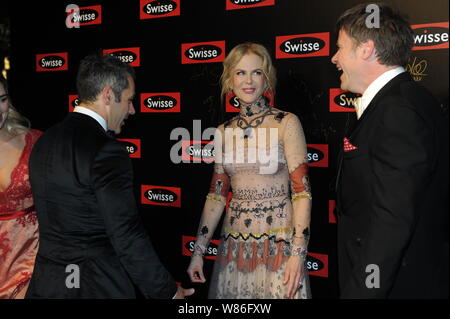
354, 66, 405, 119
73, 106, 107, 131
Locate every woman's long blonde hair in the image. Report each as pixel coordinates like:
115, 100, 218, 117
0, 77, 30, 136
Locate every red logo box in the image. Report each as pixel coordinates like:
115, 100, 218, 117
103, 47, 140, 67
307, 144, 328, 168
276, 33, 330, 59
141, 185, 181, 207
117, 139, 141, 158
329, 88, 360, 112
140, 92, 181, 113
36, 53, 68, 72
412, 22, 449, 51
181, 41, 226, 64
140, 0, 180, 19
182, 235, 220, 260
226, 0, 275, 10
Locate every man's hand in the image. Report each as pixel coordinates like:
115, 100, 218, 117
173, 286, 195, 299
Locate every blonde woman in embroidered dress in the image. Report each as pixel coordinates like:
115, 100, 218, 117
187, 43, 312, 299
0, 77, 42, 298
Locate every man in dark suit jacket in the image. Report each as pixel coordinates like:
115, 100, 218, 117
26, 54, 194, 298
332, 3, 448, 298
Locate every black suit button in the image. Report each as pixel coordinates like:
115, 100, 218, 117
355, 237, 362, 245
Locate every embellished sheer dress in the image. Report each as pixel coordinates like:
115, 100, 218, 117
193, 106, 312, 299
0, 130, 42, 298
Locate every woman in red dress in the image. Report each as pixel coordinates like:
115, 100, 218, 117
0, 77, 42, 298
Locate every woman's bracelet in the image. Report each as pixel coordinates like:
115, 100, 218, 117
192, 243, 206, 257
206, 194, 226, 204
291, 244, 308, 260
292, 192, 312, 202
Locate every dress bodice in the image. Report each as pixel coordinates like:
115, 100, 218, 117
0, 130, 42, 214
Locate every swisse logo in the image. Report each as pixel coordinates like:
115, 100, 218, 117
181, 41, 226, 64
276, 33, 329, 59
182, 236, 220, 260
181, 141, 215, 163
306, 253, 328, 277
226, 0, 275, 10
68, 95, 80, 112
329, 88, 360, 112
307, 144, 328, 168
117, 139, 141, 158
140, 0, 180, 19
141, 93, 181, 113
36, 53, 68, 72
141, 185, 181, 207
412, 22, 449, 51
225, 92, 274, 112
329, 200, 336, 224
69, 5, 102, 26
103, 48, 140, 67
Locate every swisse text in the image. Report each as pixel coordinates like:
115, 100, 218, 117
335, 93, 359, 108
306, 260, 322, 271
145, 96, 176, 109
72, 10, 97, 23
282, 38, 323, 54
146, 189, 177, 203
188, 241, 217, 256
72, 98, 80, 107
122, 142, 138, 154
186, 46, 221, 60
40, 57, 64, 68
145, 1, 176, 14
414, 28, 449, 45
187, 144, 215, 157
230, 96, 240, 108
307, 150, 324, 162
110, 53, 136, 63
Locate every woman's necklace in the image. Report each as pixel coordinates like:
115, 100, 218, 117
236, 97, 273, 139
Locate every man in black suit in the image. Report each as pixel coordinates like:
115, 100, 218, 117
26, 54, 194, 298
332, 3, 448, 298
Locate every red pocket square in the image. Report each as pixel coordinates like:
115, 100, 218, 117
343, 137, 358, 152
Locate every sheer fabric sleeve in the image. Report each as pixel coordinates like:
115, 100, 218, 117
191, 126, 230, 257
282, 114, 312, 257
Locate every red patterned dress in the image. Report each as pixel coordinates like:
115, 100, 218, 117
0, 129, 42, 298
